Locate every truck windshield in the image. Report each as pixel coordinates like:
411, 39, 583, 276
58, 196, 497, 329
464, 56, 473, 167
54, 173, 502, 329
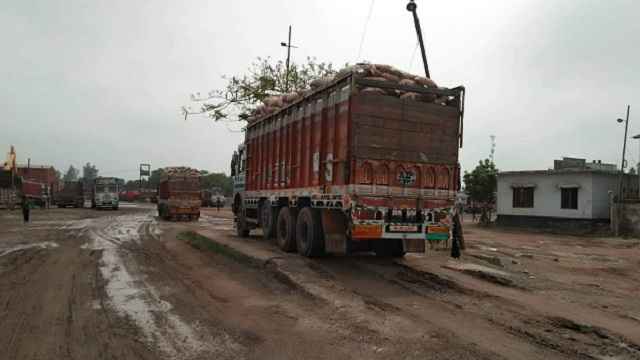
96, 184, 117, 193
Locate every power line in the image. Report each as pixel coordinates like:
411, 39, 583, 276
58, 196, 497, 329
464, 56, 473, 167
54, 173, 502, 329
356, 0, 376, 62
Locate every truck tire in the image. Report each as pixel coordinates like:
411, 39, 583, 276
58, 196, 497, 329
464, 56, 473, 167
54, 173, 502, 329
260, 200, 278, 240
276, 207, 297, 252
373, 239, 406, 257
236, 209, 250, 237
296, 207, 325, 257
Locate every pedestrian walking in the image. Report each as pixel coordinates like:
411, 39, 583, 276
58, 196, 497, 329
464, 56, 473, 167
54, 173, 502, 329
216, 198, 222, 212
21, 196, 31, 223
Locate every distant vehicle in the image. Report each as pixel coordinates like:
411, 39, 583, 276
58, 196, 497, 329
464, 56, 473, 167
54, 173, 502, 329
157, 167, 201, 221
22, 179, 49, 207
119, 190, 140, 202
201, 187, 224, 207
0, 187, 18, 210
54, 181, 84, 208
92, 177, 119, 210
0, 170, 20, 210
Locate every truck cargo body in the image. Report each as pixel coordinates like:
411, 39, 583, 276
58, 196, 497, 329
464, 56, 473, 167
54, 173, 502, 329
158, 175, 201, 221
92, 177, 119, 210
0, 188, 18, 210
22, 179, 49, 207
0, 170, 20, 210
54, 181, 84, 208
232, 73, 464, 257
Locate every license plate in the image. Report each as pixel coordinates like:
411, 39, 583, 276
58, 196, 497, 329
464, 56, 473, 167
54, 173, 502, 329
389, 225, 418, 232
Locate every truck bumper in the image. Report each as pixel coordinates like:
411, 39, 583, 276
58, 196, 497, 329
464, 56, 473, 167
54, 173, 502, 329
169, 207, 200, 215
351, 223, 450, 242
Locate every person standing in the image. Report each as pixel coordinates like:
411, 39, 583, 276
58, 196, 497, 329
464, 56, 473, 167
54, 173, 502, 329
21, 196, 31, 223
216, 198, 222, 212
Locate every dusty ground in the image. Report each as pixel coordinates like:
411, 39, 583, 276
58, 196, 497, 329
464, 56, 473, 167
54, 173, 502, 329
0, 206, 639, 359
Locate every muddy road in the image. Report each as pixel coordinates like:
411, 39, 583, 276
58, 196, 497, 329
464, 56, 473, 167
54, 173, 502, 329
1, 206, 639, 359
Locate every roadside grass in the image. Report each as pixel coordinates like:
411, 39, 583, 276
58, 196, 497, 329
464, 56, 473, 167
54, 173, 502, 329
177, 231, 258, 266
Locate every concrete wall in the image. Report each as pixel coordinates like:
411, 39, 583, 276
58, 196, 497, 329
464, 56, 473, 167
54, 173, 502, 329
497, 172, 594, 219
591, 174, 618, 219
618, 201, 640, 236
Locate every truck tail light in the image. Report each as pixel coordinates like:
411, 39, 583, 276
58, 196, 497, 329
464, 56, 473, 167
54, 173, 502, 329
353, 207, 377, 220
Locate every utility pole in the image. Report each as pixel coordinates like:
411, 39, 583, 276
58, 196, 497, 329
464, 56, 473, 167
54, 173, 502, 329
139, 164, 150, 193
615, 105, 631, 236
617, 105, 631, 203
280, 25, 297, 93
406, 0, 430, 78
489, 135, 496, 164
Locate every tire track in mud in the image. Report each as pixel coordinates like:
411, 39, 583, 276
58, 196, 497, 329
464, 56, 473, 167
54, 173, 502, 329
0, 240, 153, 359
83, 211, 244, 360
316, 258, 640, 360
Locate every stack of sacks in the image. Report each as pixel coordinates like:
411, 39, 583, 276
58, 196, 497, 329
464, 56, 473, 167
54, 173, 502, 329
352, 63, 441, 103
163, 167, 200, 177
246, 63, 448, 124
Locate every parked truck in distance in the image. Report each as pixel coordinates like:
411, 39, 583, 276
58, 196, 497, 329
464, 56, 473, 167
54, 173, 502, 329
22, 179, 50, 208
54, 181, 84, 208
201, 186, 225, 207
157, 167, 201, 221
92, 177, 119, 210
232, 65, 465, 257
0, 170, 20, 210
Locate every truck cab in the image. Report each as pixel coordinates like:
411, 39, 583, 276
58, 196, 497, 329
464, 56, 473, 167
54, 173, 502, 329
92, 177, 119, 210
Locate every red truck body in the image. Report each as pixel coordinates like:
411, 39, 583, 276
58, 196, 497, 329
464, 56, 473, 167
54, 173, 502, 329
119, 190, 140, 202
22, 179, 49, 207
157, 169, 201, 221
232, 71, 465, 257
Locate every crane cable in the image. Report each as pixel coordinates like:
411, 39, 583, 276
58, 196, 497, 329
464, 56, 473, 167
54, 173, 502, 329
356, 0, 376, 62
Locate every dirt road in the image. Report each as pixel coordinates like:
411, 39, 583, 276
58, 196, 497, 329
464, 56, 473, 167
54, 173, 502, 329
1, 206, 639, 359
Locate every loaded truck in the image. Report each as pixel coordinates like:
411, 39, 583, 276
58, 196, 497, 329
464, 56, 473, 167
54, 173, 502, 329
22, 179, 49, 208
0, 170, 20, 210
92, 177, 119, 210
231, 65, 465, 257
54, 181, 84, 208
157, 167, 201, 221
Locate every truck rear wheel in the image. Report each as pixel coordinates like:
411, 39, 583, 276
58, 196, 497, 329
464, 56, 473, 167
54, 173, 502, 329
236, 211, 250, 237
296, 208, 325, 257
260, 200, 278, 241
276, 207, 297, 252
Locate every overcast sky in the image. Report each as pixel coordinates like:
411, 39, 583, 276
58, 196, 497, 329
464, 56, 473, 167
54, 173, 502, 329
1, 0, 639, 180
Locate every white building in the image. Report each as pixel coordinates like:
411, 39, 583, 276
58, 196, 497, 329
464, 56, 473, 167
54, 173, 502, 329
496, 158, 637, 229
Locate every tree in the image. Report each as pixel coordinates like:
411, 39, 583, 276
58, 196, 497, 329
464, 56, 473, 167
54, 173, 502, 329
200, 172, 233, 196
463, 159, 498, 225
185, 57, 338, 122
63, 165, 79, 182
82, 163, 99, 182
147, 168, 164, 189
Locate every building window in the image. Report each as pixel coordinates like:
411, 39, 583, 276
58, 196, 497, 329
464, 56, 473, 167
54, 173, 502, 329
513, 187, 534, 208
561, 188, 578, 209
